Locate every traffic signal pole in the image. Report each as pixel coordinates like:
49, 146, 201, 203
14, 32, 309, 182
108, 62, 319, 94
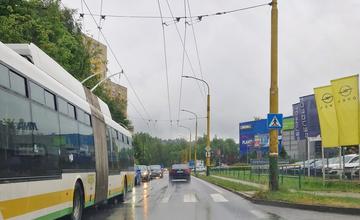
269, 0, 279, 191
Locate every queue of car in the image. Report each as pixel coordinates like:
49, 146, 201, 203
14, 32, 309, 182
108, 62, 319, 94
287, 154, 360, 179
134, 164, 165, 185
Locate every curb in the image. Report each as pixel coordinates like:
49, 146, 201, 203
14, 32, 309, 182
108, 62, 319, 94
199, 176, 360, 216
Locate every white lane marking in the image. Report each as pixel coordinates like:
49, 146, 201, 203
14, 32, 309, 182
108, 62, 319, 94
195, 176, 224, 193
250, 210, 267, 219
210, 193, 228, 202
184, 193, 198, 203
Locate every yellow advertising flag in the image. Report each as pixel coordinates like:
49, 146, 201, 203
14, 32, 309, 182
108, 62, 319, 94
331, 75, 359, 146
314, 86, 339, 147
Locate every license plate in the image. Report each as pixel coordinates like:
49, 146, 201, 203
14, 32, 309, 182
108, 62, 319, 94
177, 170, 183, 173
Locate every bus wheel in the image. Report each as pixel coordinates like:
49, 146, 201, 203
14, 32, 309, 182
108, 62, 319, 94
71, 182, 84, 220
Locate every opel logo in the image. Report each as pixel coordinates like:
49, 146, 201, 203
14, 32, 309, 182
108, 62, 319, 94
339, 85, 352, 97
321, 93, 333, 104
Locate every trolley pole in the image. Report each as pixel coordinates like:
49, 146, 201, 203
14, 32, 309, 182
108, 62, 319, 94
269, 0, 279, 191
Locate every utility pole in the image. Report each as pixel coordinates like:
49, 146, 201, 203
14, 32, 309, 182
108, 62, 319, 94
181, 109, 198, 175
269, 0, 279, 191
182, 76, 211, 176
180, 125, 192, 163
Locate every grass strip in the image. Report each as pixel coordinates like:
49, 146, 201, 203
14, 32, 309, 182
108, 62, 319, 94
212, 171, 360, 193
255, 190, 360, 209
197, 174, 259, 192
200, 174, 360, 209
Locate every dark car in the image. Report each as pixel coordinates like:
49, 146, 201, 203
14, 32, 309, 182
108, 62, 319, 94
150, 165, 163, 179
169, 164, 191, 182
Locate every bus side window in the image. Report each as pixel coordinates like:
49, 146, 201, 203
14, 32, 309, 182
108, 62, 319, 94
0, 64, 10, 88
59, 114, 80, 170
30, 82, 45, 104
9, 71, 27, 97
0, 89, 32, 178
31, 102, 61, 176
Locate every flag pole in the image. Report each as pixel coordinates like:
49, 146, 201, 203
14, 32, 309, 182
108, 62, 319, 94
322, 146, 325, 187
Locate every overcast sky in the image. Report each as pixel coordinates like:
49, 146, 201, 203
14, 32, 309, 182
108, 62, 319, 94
62, 0, 360, 141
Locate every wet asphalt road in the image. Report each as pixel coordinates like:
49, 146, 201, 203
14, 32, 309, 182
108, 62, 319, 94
82, 174, 359, 220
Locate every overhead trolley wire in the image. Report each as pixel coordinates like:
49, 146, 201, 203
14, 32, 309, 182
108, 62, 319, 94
186, 0, 206, 95
83, 0, 152, 122
81, 2, 271, 21
156, 0, 173, 127
97, 0, 105, 41
129, 116, 206, 123
176, 0, 188, 126
164, 0, 206, 99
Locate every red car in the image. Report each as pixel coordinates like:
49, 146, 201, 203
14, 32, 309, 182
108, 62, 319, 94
169, 164, 191, 182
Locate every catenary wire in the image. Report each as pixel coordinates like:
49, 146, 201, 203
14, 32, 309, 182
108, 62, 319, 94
177, 0, 187, 125
80, 2, 271, 20
186, 0, 206, 95
156, 0, 173, 127
164, 0, 206, 100
83, 0, 152, 121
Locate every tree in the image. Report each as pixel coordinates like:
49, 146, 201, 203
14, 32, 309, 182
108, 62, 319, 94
0, 0, 131, 128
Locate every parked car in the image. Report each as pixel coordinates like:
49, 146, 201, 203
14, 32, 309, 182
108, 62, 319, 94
196, 166, 206, 172
150, 165, 163, 179
169, 164, 191, 182
344, 157, 360, 179
137, 165, 151, 182
325, 154, 358, 176
134, 165, 142, 185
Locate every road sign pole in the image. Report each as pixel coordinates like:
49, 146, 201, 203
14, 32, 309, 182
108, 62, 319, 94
269, 0, 279, 191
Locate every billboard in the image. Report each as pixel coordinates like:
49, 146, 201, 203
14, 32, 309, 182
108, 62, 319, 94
283, 117, 294, 131
293, 103, 301, 140
300, 95, 320, 138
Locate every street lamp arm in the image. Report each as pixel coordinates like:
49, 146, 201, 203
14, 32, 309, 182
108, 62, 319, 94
179, 125, 191, 132
90, 71, 123, 92
181, 109, 198, 118
182, 75, 210, 95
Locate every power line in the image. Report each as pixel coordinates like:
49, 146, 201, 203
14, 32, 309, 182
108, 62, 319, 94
80, 2, 271, 20
129, 116, 206, 123
83, 0, 152, 121
164, 0, 205, 100
97, 0, 105, 41
186, 0, 206, 95
177, 0, 188, 126
156, 0, 172, 127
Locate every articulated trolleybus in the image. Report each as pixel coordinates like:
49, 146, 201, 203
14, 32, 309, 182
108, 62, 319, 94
0, 41, 134, 220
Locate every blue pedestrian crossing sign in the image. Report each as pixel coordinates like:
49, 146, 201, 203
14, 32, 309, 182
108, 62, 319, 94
267, 113, 283, 129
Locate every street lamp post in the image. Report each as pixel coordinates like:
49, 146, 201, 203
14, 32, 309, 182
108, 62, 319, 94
181, 109, 198, 175
179, 125, 192, 162
182, 75, 211, 176
269, 0, 279, 191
